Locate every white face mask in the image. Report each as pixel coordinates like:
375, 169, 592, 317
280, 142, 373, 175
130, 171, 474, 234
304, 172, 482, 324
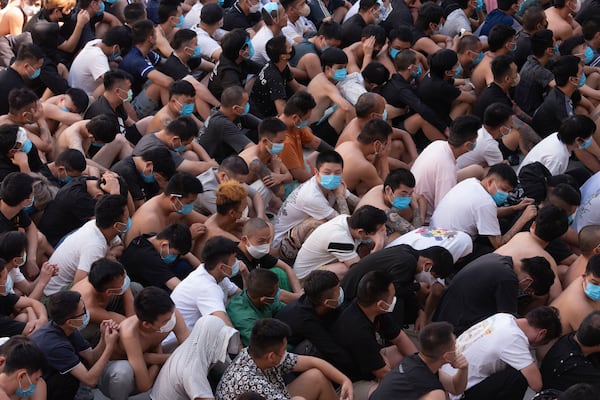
3, 275, 13, 296
158, 311, 177, 333
277, 350, 288, 366
416, 270, 435, 285
383, 296, 397, 313
249, 1, 261, 13
247, 243, 270, 259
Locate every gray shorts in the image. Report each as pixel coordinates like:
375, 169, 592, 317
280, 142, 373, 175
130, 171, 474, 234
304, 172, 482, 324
131, 89, 159, 119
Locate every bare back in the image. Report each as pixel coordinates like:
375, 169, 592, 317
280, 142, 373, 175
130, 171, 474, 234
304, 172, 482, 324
550, 277, 600, 334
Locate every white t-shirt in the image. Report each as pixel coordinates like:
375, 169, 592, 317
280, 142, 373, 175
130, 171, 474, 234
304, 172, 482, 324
411, 141, 458, 221
338, 72, 367, 106
191, 25, 222, 60
281, 17, 316, 43
273, 176, 336, 246
44, 220, 119, 296
183, 2, 203, 28
294, 214, 359, 279
251, 25, 274, 65
68, 39, 110, 96
573, 171, 600, 232
430, 178, 500, 238
386, 227, 473, 263
518, 132, 571, 175
442, 313, 534, 398
342, 1, 359, 22
456, 127, 504, 169
170, 264, 239, 331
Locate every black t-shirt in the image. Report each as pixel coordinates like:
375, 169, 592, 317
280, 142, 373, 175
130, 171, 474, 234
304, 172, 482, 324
340, 14, 366, 49
158, 53, 192, 81
197, 110, 253, 162
111, 156, 159, 202
85, 95, 142, 145
532, 87, 577, 138
120, 235, 177, 291
433, 252, 518, 335
0, 67, 26, 115
0, 143, 44, 183
59, 8, 103, 55
38, 176, 97, 246
208, 55, 263, 100
250, 63, 293, 118
232, 246, 278, 288
222, 2, 261, 31
473, 82, 512, 120
30, 321, 91, 400
381, 0, 413, 34
0, 294, 25, 337
332, 301, 402, 381
0, 208, 32, 234
0, 293, 20, 317
341, 245, 420, 325
513, 30, 532, 70
417, 75, 461, 126
540, 332, 600, 392
24, 12, 65, 61
370, 353, 445, 400
276, 294, 354, 372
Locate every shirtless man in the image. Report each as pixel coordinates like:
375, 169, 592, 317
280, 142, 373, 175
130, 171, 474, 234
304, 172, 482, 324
471, 24, 516, 95
56, 116, 131, 171
376, 26, 428, 77
126, 172, 204, 267
239, 118, 292, 213
153, 1, 183, 57
306, 47, 355, 146
194, 180, 248, 257
71, 258, 135, 344
344, 25, 386, 74
564, 225, 600, 286
545, 0, 582, 41
495, 205, 570, 303
290, 20, 342, 82
336, 118, 391, 196
98, 287, 190, 400
337, 92, 417, 166
358, 168, 426, 241
146, 80, 201, 133
551, 255, 600, 337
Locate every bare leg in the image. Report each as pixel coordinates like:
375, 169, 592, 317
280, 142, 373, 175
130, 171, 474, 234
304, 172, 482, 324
92, 134, 132, 168
323, 262, 350, 280
512, 116, 541, 154
449, 101, 471, 120
288, 368, 338, 400
135, 116, 154, 136
403, 114, 446, 142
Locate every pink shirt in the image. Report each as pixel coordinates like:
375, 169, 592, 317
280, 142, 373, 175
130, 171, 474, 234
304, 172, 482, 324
411, 141, 457, 222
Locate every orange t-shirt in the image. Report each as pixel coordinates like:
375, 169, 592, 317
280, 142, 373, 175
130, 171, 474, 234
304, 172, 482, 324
279, 126, 316, 170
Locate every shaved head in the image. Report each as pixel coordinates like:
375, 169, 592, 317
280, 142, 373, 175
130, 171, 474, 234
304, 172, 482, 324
579, 225, 600, 257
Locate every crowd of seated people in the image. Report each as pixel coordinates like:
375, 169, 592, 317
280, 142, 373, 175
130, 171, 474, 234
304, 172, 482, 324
1, 0, 600, 398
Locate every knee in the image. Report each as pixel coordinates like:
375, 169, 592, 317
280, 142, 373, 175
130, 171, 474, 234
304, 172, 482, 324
299, 368, 328, 385
108, 361, 135, 385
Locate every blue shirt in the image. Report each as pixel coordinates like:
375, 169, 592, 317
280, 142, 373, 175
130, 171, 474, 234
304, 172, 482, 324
118, 47, 161, 94
479, 9, 520, 36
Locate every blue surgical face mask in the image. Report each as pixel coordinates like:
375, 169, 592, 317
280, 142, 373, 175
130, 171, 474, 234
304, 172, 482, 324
492, 189, 508, 206
554, 44, 559, 56
140, 167, 155, 183
73, 309, 91, 330
116, 217, 132, 234
179, 102, 195, 116
28, 66, 41, 80
21, 139, 33, 154
389, 48, 400, 60
412, 64, 422, 78
268, 141, 285, 155
15, 374, 36, 398
218, 0, 224, 6
173, 139, 187, 153
382, 109, 388, 122
161, 243, 178, 263
96, 1, 104, 15
476, 0, 483, 11
24, 194, 35, 212
175, 14, 184, 27
242, 102, 250, 115
175, 199, 194, 215
58, 172, 72, 185
579, 136, 593, 150
568, 214, 574, 225
109, 49, 121, 61
392, 195, 411, 210
578, 73, 587, 88
190, 45, 202, 58
585, 281, 600, 301
454, 64, 463, 77
225, 259, 240, 277
295, 119, 309, 129
472, 51, 484, 65
584, 46, 594, 65
332, 67, 347, 82
244, 39, 255, 59
320, 174, 342, 190
60, 105, 70, 113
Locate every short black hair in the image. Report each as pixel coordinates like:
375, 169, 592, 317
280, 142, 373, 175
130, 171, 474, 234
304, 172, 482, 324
15, 43, 44, 63
87, 115, 119, 144
222, 28, 248, 61
258, 117, 287, 139
131, 19, 155, 45
582, 17, 600, 41
266, 35, 288, 63
549, 183, 581, 207
420, 246, 454, 279
457, 35, 481, 53
8, 87, 37, 113
429, 49, 458, 78
102, 25, 132, 51
47, 290, 82, 325
525, 305, 562, 342
561, 383, 600, 400
360, 24, 386, 47
497, 0, 517, 11
355, 93, 381, 118
585, 253, 600, 277
65, 88, 89, 113
576, 310, 600, 347
491, 54, 515, 82
303, 270, 339, 306
169, 80, 196, 99
359, 0, 377, 10
124, 2, 145, 23
315, 150, 343, 169
220, 155, 250, 176
388, 26, 412, 43
521, 256, 555, 296
104, 70, 132, 91
157, 1, 179, 23
0, 336, 46, 375
201, 2, 223, 25
483, 102, 514, 127
318, 20, 342, 40
448, 115, 480, 147
88, 258, 126, 292
349, 205, 387, 234
248, 318, 291, 358
202, 236, 238, 271
384, 168, 415, 190
165, 115, 198, 141
488, 24, 516, 52
156, 223, 192, 254
414, 2, 444, 31
357, 118, 392, 144
247, 269, 279, 298
534, 205, 569, 242
553, 55, 580, 86
165, 172, 203, 196
531, 29, 554, 57
134, 287, 175, 323
362, 62, 389, 85
1, 172, 33, 206
357, 270, 393, 306
487, 163, 518, 188
56, 149, 86, 172
0, 231, 27, 261
559, 35, 586, 57
172, 28, 196, 50
321, 47, 347, 69
283, 91, 316, 117
557, 115, 596, 145
140, 147, 177, 180
94, 194, 127, 229
419, 322, 454, 359
522, 5, 546, 31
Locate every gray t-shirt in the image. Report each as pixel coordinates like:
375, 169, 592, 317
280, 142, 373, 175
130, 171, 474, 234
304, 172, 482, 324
132, 132, 184, 167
